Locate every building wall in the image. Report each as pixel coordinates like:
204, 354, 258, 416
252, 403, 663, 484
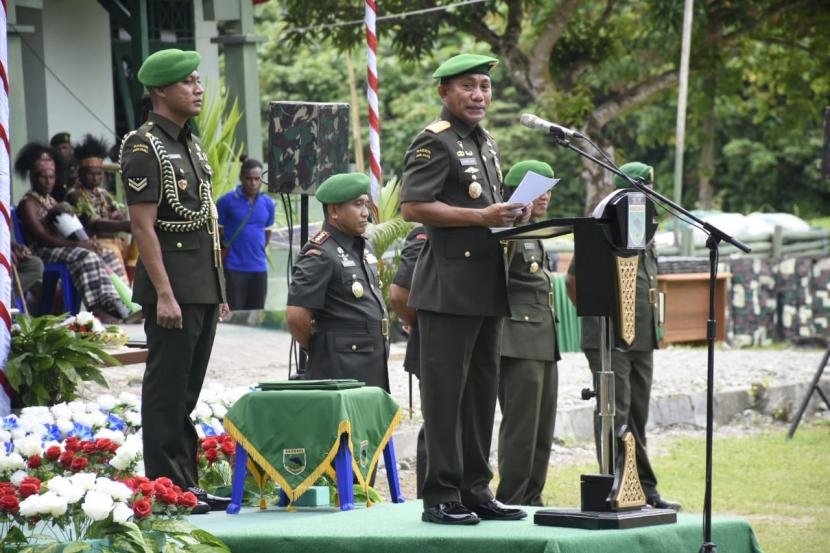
193, 0, 220, 85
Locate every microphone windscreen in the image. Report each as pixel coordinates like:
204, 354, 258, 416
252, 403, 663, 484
520, 113, 538, 128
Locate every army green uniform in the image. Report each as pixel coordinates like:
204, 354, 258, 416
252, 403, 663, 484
569, 244, 661, 496
391, 225, 427, 495
401, 107, 509, 508
497, 239, 560, 506
287, 222, 390, 390
120, 112, 225, 489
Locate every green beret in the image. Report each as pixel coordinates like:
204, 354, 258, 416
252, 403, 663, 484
504, 160, 554, 188
50, 132, 71, 146
138, 49, 201, 88
433, 54, 498, 81
315, 172, 370, 204
614, 161, 654, 188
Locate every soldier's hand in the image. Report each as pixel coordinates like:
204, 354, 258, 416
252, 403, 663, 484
481, 202, 526, 227
218, 303, 230, 320
156, 293, 183, 329
516, 203, 533, 224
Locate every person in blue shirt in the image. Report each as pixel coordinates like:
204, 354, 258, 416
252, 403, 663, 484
216, 158, 276, 310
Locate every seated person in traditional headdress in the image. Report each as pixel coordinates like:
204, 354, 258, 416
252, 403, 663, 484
65, 134, 132, 280
14, 142, 134, 322
49, 132, 78, 201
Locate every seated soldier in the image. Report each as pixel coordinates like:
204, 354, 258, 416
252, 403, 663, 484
285, 173, 390, 390
66, 134, 132, 281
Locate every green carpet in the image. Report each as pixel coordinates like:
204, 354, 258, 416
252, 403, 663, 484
191, 501, 763, 553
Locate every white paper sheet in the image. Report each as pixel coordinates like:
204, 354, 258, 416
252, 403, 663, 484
507, 171, 559, 205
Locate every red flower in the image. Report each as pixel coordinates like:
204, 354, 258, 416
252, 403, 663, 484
27, 455, 42, 469
95, 438, 114, 452
178, 491, 198, 509
70, 457, 89, 472
45, 446, 61, 461
108, 443, 119, 454
82, 442, 97, 454
201, 437, 218, 450
0, 495, 19, 513
220, 441, 236, 456
0, 483, 16, 496
159, 489, 179, 505
132, 498, 152, 518
19, 477, 41, 497
155, 477, 174, 488
138, 482, 154, 497
59, 451, 75, 467
65, 437, 81, 452
205, 448, 220, 464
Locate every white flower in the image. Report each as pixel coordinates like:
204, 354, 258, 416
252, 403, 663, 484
94, 478, 132, 502
70, 472, 97, 492
211, 403, 228, 419
50, 403, 73, 420
68, 401, 86, 414
0, 430, 10, 444
10, 428, 26, 440
19, 495, 43, 517
95, 428, 125, 445
56, 418, 74, 434
3, 452, 26, 472
117, 392, 140, 408
195, 425, 205, 439
46, 476, 85, 504
97, 395, 117, 411
192, 402, 212, 421
42, 491, 69, 517
87, 411, 108, 429
82, 491, 114, 521
10, 470, 29, 486
72, 413, 95, 428
124, 411, 142, 427
14, 435, 42, 457
76, 311, 95, 326
112, 501, 133, 523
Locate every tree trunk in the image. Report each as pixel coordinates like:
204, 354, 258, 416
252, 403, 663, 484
581, 135, 617, 215
698, 4, 721, 209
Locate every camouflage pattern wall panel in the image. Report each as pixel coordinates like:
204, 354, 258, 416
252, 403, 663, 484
812, 258, 830, 335
267, 102, 351, 195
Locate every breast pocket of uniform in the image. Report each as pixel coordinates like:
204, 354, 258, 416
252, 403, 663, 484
334, 335, 375, 353
341, 272, 369, 300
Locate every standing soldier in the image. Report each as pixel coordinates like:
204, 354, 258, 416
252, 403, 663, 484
120, 49, 228, 513
566, 161, 681, 512
285, 172, 390, 390
496, 160, 560, 507
400, 53, 529, 525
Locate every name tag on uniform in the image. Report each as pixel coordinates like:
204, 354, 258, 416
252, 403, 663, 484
523, 242, 535, 250
365, 254, 378, 264
168, 153, 182, 160
459, 158, 478, 166
341, 259, 356, 267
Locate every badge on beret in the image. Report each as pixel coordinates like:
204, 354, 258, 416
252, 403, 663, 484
177, 178, 188, 190
468, 182, 482, 199
127, 177, 148, 192
529, 261, 540, 273
352, 281, 364, 299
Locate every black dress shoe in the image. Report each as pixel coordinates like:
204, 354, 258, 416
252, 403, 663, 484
190, 500, 211, 515
188, 487, 232, 512
646, 494, 682, 511
469, 499, 527, 521
422, 501, 481, 525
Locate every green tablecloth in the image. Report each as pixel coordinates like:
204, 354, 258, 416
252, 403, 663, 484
224, 386, 401, 503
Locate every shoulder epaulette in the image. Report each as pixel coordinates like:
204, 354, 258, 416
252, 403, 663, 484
310, 230, 330, 245
482, 127, 496, 142
425, 120, 451, 134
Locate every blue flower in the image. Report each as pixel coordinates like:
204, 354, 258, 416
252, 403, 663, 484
2, 415, 19, 431
201, 422, 217, 437
107, 414, 126, 431
72, 422, 94, 441
44, 423, 63, 442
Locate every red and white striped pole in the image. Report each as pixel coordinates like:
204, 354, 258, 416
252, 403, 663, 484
0, 0, 15, 416
365, 0, 380, 219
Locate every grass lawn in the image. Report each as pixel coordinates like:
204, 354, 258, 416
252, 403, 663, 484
541, 421, 830, 553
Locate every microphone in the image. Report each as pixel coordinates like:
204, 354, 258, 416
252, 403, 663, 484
520, 113, 584, 139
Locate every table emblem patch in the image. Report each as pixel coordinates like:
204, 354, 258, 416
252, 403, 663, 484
283, 448, 306, 475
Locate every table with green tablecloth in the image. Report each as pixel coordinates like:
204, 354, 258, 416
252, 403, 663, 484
224, 384, 403, 511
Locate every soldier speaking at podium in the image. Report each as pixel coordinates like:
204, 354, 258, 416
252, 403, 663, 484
120, 49, 228, 514
286, 173, 390, 391
566, 161, 680, 512
400, 53, 529, 525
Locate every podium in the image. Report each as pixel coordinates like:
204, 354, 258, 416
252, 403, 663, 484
493, 189, 676, 530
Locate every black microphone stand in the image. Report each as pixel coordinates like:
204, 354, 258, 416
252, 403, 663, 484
548, 131, 751, 553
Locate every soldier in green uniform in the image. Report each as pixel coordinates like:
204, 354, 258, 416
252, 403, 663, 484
565, 161, 680, 511
285, 173, 390, 390
496, 160, 560, 507
120, 49, 228, 513
400, 53, 530, 525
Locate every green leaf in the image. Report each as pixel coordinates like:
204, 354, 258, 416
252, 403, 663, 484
188, 530, 231, 552
149, 519, 198, 535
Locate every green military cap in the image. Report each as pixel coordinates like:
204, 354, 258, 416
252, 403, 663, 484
138, 48, 201, 88
315, 172, 370, 204
50, 132, 71, 146
504, 160, 554, 188
614, 161, 654, 188
432, 53, 498, 81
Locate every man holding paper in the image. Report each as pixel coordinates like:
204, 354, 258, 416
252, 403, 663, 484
496, 160, 561, 506
400, 53, 529, 525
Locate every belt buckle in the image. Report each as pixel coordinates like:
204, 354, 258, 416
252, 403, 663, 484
648, 288, 657, 305
548, 291, 554, 310
381, 318, 389, 337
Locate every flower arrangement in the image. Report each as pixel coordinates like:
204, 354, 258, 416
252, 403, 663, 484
63, 311, 129, 349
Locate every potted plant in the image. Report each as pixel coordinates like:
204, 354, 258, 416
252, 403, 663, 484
5, 314, 118, 408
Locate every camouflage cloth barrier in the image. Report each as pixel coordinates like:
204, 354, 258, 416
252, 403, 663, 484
727, 255, 830, 346
267, 102, 351, 196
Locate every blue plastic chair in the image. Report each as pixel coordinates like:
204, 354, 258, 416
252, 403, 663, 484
10, 207, 81, 316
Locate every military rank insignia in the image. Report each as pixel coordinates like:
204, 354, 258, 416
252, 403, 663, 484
415, 148, 431, 160
127, 177, 148, 192
468, 182, 482, 199
131, 143, 150, 155
310, 230, 330, 245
